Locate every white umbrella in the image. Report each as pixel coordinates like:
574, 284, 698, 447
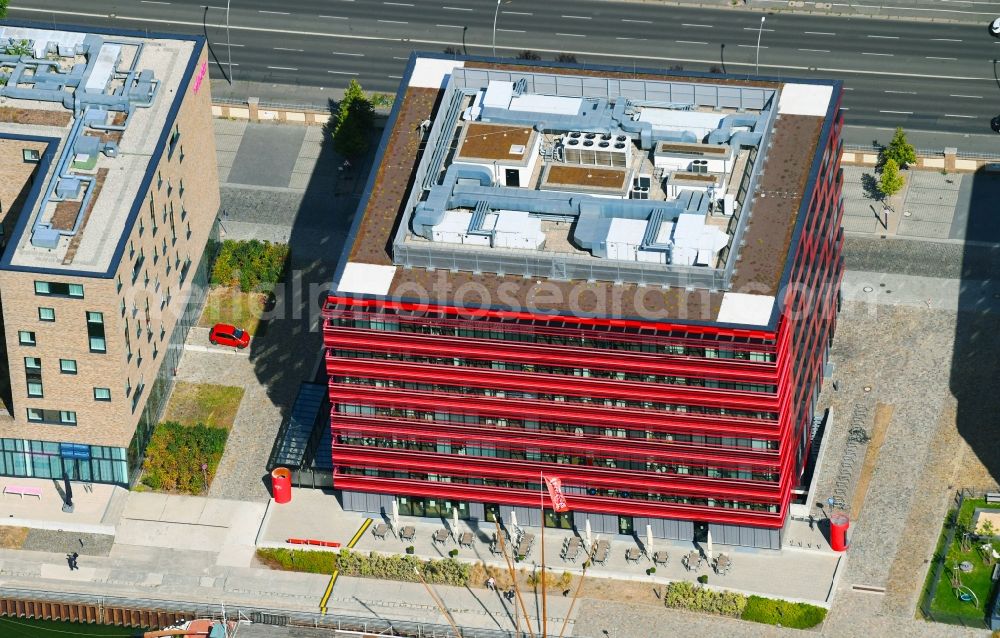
452, 507, 459, 537
391, 500, 399, 531
585, 519, 593, 550
706, 529, 713, 563
645, 524, 654, 557
510, 510, 518, 535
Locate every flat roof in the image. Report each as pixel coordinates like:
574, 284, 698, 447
0, 24, 203, 276
335, 55, 839, 329
456, 123, 535, 162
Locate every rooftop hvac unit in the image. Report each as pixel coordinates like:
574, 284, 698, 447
580, 139, 597, 165
692, 159, 709, 174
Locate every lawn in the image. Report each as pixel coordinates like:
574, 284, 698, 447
199, 286, 269, 336
163, 382, 244, 430
140, 421, 228, 494
925, 497, 1000, 623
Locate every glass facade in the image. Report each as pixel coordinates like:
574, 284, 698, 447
0, 438, 127, 484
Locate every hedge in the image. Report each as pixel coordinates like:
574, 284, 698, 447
141, 421, 228, 494
663, 581, 747, 617
210, 240, 289, 293
741, 595, 828, 629
258, 548, 471, 586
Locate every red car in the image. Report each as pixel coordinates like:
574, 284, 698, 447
209, 323, 250, 349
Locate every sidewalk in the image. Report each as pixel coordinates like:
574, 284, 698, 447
618, 0, 997, 24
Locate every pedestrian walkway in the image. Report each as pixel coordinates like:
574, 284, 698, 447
259, 488, 841, 605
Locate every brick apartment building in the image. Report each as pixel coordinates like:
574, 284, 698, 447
323, 55, 843, 547
0, 24, 219, 484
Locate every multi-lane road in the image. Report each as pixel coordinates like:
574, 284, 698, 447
8, 0, 1000, 135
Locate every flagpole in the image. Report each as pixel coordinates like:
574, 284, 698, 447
540, 471, 547, 638
556, 563, 586, 638
494, 519, 536, 638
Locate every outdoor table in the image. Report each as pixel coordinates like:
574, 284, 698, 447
562, 543, 581, 562
653, 551, 670, 566
433, 528, 450, 544
592, 540, 610, 565
625, 547, 642, 563
715, 554, 732, 574
459, 531, 475, 548
684, 551, 702, 571
399, 526, 416, 541
372, 523, 389, 540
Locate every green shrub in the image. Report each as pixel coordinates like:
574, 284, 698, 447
257, 548, 471, 586
741, 596, 827, 629
210, 239, 289, 293
140, 421, 228, 494
697, 574, 708, 585
663, 581, 746, 617
646, 567, 656, 575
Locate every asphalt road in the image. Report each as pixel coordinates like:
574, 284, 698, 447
8, 0, 1000, 136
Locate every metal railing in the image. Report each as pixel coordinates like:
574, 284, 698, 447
0, 586, 530, 638
213, 96, 332, 113
843, 143, 1000, 162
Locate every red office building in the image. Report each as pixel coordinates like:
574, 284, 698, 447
324, 55, 843, 548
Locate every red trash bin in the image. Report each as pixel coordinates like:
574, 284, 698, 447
830, 513, 850, 551
271, 467, 292, 504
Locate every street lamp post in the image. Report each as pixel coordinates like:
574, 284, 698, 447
226, 0, 233, 84
492, 0, 501, 58
755, 16, 765, 76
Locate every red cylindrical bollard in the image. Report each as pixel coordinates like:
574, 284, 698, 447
271, 467, 292, 504
830, 513, 850, 551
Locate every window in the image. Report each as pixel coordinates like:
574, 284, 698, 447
124, 320, 132, 360
18, 331, 36, 346
26, 408, 43, 422
186, 221, 191, 240
132, 249, 144, 283
120, 298, 126, 317
23, 148, 41, 163
131, 375, 145, 412
157, 171, 163, 190
59, 359, 77, 374
38, 307, 55, 322
93, 387, 111, 402
179, 146, 185, 163
178, 179, 185, 198
166, 179, 172, 198
59, 411, 77, 425
169, 205, 177, 243
25, 357, 42, 398
86, 312, 106, 353
116, 274, 123, 293
34, 281, 83, 298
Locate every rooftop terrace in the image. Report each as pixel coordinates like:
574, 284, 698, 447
335, 57, 838, 328
0, 26, 197, 274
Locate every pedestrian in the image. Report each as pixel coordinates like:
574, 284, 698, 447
808, 514, 815, 531
486, 576, 496, 591
505, 588, 515, 602
71, 552, 79, 570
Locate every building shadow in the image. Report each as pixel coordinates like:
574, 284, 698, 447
245, 98, 381, 489
951, 167, 1000, 490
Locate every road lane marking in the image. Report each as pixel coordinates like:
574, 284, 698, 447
738, 44, 767, 48
557, 33, 586, 37
884, 90, 916, 94
949, 94, 982, 98
931, 38, 962, 42
503, 10, 532, 15
319, 15, 348, 19
866, 35, 899, 39
805, 31, 835, 35
12, 7, 997, 84
743, 27, 774, 31
140, 1, 171, 5
862, 52, 893, 56
943, 114, 976, 118
844, 87, 854, 90
442, 5, 473, 10
274, 47, 304, 52
213, 42, 244, 47
676, 41, 708, 45
388, 74, 402, 78
622, 18, 652, 23
267, 65, 298, 70
259, 10, 289, 14
798, 49, 830, 53
378, 19, 409, 24
563, 15, 592, 19
498, 28, 525, 33
331, 51, 364, 56
879, 110, 913, 114
328, 70, 360, 75
926, 56, 957, 60
616, 37, 647, 41
684, 23, 714, 28
383, 1, 414, 5
437, 24, 464, 28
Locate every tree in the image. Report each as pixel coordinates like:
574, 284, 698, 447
331, 79, 374, 159
882, 126, 916, 169
0, 0, 7, 19
516, 50, 540, 61
879, 158, 904, 199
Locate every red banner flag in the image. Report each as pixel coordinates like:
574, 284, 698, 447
544, 476, 569, 512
